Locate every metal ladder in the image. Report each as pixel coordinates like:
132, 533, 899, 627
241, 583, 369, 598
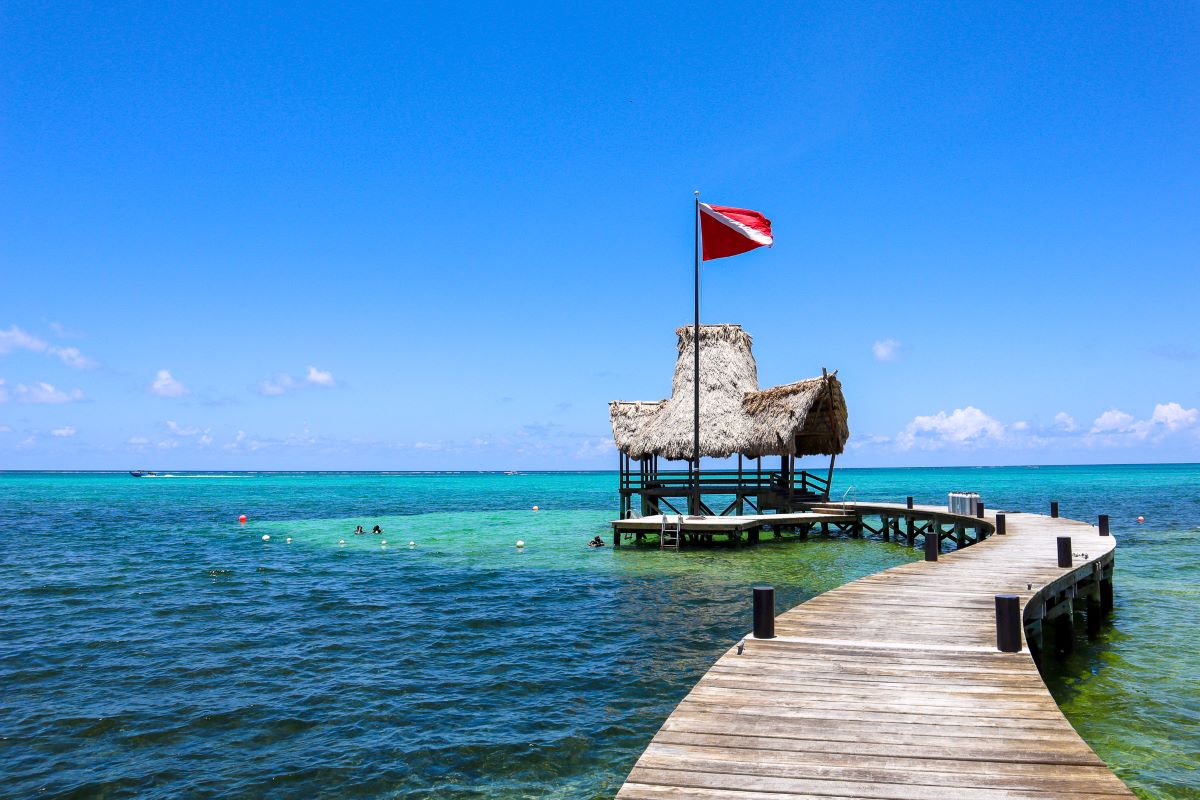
660, 515, 683, 550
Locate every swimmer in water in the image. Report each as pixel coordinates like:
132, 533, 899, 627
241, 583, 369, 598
372, 525, 383, 535
354, 525, 365, 535
588, 536, 605, 548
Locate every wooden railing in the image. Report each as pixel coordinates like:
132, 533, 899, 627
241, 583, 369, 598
622, 469, 829, 496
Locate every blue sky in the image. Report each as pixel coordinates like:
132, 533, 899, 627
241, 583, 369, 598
2, 2, 1197, 469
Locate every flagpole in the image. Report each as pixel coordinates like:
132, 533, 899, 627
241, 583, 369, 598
693, 190, 701, 516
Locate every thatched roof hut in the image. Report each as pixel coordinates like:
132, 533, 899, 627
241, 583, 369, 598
610, 324, 849, 461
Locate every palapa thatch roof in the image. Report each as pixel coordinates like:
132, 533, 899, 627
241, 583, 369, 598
610, 324, 849, 461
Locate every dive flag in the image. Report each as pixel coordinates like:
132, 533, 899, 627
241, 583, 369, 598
699, 203, 774, 261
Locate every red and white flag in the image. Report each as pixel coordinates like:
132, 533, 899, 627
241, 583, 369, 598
699, 203, 773, 261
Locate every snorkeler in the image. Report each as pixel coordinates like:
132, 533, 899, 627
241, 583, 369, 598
372, 525, 383, 535
588, 536, 605, 548
354, 525, 365, 535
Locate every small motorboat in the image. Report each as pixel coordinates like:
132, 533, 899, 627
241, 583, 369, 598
129, 470, 158, 478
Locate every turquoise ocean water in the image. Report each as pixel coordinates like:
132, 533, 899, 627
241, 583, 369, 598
1, 466, 1197, 799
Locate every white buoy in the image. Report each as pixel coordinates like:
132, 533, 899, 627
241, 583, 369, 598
262, 534, 270, 542
381, 540, 387, 546
286, 537, 293, 544
339, 539, 346, 545
408, 541, 416, 547
516, 539, 525, 549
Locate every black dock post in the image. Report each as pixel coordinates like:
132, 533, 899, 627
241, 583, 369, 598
1099, 514, 1110, 536
613, 529, 621, 548
1086, 594, 1102, 636
924, 526, 939, 562
906, 496, 913, 509
977, 501, 985, 518
1101, 573, 1114, 615
995, 595, 1021, 652
1050, 501, 1059, 518
996, 513, 1006, 535
753, 586, 775, 639
1057, 536, 1072, 568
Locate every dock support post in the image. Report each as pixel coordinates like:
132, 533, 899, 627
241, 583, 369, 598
1050, 500, 1059, 518
995, 595, 1021, 652
753, 586, 775, 639
1099, 514, 1110, 536
1053, 599, 1075, 655
924, 526, 939, 562
955, 523, 966, 549
881, 515, 890, 542
1086, 595, 1102, 636
613, 530, 621, 548
906, 496, 914, 509
1101, 573, 1114, 615
1057, 536, 1072, 568
977, 501, 985, 518
996, 513, 1006, 535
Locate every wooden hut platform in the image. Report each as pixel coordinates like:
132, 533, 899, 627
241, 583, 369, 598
611, 512, 857, 547
616, 503, 1133, 799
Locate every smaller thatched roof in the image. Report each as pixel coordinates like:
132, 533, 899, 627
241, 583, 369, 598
610, 324, 849, 460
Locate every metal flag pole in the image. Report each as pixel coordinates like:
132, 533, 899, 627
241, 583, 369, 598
693, 190, 701, 516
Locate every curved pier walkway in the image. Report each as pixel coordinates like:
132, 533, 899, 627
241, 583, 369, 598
617, 504, 1134, 800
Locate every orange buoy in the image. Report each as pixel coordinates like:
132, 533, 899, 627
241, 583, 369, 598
532, 505, 539, 512
1137, 516, 1144, 524
238, 514, 247, 524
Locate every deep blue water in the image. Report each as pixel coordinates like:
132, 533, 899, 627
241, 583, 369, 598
1, 466, 1197, 799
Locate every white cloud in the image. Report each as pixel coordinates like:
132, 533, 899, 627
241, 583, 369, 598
1090, 409, 1134, 434
1150, 402, 1198, 432
1086, 403, 1198, 445
0, 424, 10, 433
259, 366, 336, 395
158, 439, 180, 449
305, 365, 335, 387
872, 339, 901, 362
51, 426, 76, 437
151, 369, 188, 397
127, 436, 151, 445
258, 374, 295, 396
198, 433, 213, 446
16, 382, 84, 404
1053, 412, 1076, 432
897, 406, 1005, 450
0, 325, 95, 368
165, 420, 202, 436
1010, 420, 1029, 431
0, 378, 7, 403
17, 435, 36, 448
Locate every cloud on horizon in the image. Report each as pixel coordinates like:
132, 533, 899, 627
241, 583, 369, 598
151, 370, 188, 397
258, 365, 336, 396
0, 325, 96, 368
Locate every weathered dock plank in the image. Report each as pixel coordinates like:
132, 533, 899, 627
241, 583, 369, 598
616, 504, 1133, 799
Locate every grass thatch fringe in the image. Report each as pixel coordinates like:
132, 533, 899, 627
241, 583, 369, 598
610, 324, 849, 460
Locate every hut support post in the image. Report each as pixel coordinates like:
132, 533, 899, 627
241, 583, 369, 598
737, 454, 744, 515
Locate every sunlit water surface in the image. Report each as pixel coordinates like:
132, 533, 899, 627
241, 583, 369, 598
1, 466, 1196, 798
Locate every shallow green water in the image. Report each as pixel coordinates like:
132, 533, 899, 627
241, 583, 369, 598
1, 466, 1196, 798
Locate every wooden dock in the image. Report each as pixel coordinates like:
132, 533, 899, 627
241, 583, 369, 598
612, 512, 858, 548
617, 503, 1133, 799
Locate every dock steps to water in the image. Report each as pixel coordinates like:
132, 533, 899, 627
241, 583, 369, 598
617, 503, 1133, 799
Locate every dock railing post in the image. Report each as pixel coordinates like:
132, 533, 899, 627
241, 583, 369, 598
906, 496, 913, 509
1050, 501, 1059, 518
752, 586, 775, 639
996, 513, 1006, 535
1057, 536, 1072, 568
995, 595, 1021, 652
1099, 514, 1110, 536
924, 525, 939, 562
976, 501, 985, 518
